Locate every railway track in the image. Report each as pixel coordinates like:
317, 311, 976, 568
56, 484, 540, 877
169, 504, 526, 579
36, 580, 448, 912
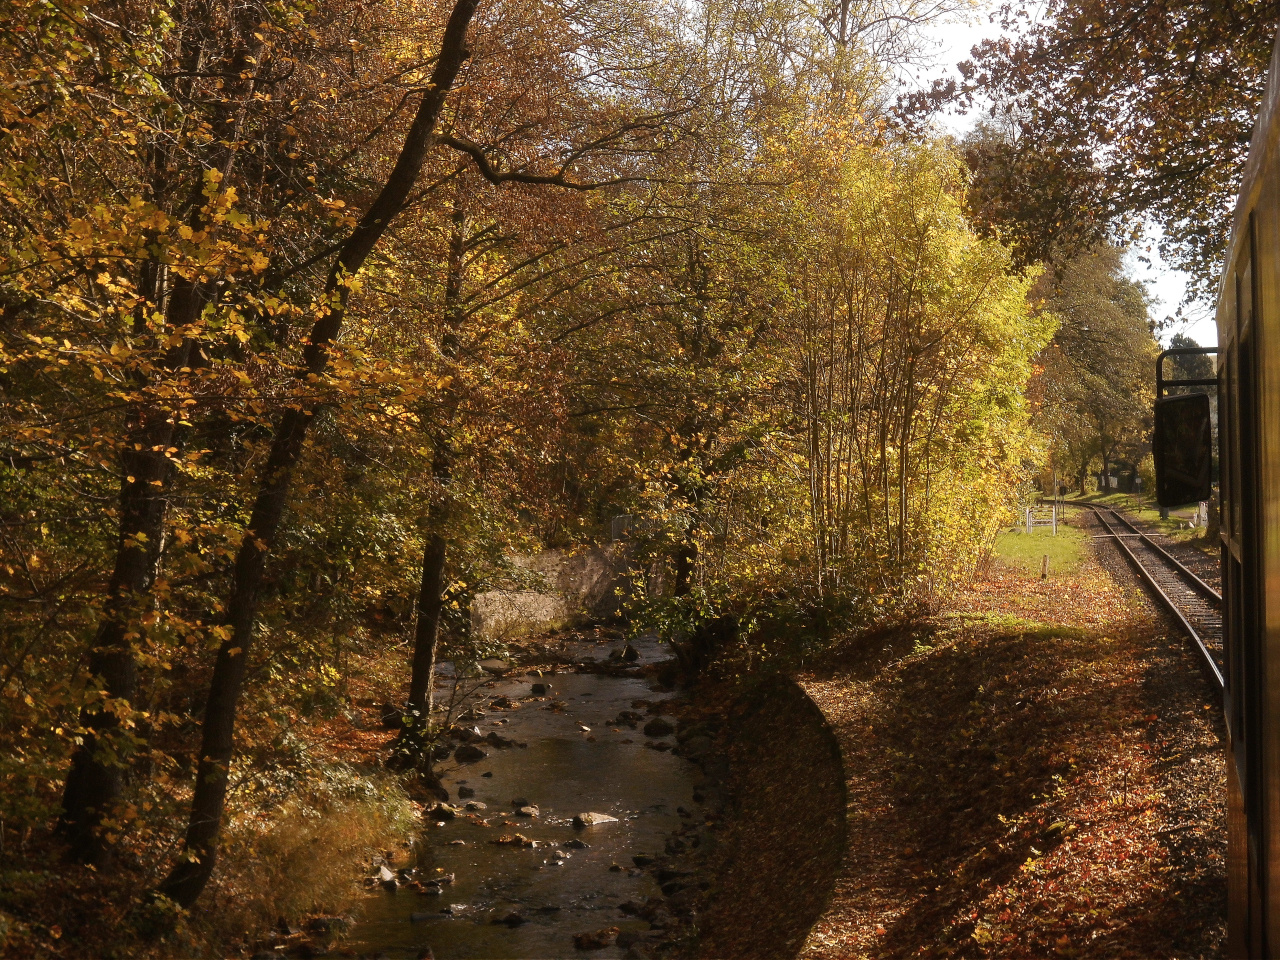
1080, 504, 1224, 692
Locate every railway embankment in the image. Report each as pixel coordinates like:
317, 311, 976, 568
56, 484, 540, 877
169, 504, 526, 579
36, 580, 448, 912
769, 512, 1226, 959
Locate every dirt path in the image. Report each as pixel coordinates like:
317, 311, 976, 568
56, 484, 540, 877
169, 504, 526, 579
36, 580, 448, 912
793, 527, 1226, 958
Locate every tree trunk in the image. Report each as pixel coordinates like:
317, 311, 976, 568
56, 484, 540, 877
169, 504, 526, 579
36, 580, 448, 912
59, 6, 266, 858
59, 281, 200, 862
406, 449, 452, 718
155, 0, 478, 908
59, 424, 170, 861
403, 191, 465, 729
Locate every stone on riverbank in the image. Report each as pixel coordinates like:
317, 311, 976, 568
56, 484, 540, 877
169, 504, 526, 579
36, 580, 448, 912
378, 864, 398, 892
642, 717, 675, 737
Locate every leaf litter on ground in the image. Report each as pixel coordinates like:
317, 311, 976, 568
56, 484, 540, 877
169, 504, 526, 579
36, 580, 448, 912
787, 533, 1226, 959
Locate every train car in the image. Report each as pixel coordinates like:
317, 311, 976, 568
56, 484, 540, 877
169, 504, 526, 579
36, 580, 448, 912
1156, 30, 1280, 959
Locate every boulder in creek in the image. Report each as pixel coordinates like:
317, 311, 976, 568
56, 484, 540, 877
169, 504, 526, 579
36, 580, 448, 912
564, 838, 590, 849
631, 854, 654, 867
464, 801, 487, 811
500, 912, 527, 927
457, 785, 476, 798
573, 812, 619, 828
531, 682, 550, 696
491, 833, 535, 847
490, 695, 516, 708
642, 717, 675, 738
478, 658, 512, 675
378, 864, 398, 892
454, 744, 488, 763
621, 644, 640, 662
428, 803, 463, 820
573, 927, 620, 950
515, 804, 540, 818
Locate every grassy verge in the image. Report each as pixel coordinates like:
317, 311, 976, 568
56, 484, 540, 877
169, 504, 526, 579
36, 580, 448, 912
992, 522, 1086, 577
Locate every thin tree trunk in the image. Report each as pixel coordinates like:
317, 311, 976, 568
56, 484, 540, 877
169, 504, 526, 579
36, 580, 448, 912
155, 0, 478, 908
674, 541, 697, 597
406, 450, 452, 717
59, 280, 199, 862
59, 420, 169, 860
405, 191, 466, 727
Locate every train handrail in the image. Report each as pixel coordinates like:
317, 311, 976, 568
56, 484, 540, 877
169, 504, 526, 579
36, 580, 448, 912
1156, 346, 1219, 399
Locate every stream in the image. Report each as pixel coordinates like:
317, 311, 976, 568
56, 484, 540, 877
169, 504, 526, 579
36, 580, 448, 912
345, 636, 698, 959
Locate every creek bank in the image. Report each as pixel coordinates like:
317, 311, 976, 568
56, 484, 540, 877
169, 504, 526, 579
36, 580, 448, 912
631, 673, 847, 960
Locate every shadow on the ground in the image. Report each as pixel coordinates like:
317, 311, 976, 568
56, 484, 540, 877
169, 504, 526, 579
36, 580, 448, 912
870, 624, 1103, 956
695, 674, 848, 960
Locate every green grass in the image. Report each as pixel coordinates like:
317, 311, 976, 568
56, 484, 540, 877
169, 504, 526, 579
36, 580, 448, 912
1067, 491, 1208, 542
993, 522, 1087, 577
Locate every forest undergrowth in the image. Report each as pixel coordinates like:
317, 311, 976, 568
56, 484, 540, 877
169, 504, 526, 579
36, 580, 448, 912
786, 532, 1226, 958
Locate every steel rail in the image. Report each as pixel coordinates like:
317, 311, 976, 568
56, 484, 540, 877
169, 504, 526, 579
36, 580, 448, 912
1100, 507, 1222, 603
1083, 505, 1225, 692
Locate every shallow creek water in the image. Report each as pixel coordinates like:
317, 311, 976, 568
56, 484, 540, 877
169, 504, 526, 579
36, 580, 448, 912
346, 637, 696, 959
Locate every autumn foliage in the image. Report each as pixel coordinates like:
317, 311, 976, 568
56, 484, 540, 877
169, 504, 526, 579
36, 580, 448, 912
1, 0, 1058, 954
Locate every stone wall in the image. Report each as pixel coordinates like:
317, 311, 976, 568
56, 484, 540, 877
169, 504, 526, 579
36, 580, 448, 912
470, 544, 629, 641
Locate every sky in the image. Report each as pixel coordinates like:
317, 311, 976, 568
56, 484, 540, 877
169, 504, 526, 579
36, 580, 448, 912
910, 6, 1221, 348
